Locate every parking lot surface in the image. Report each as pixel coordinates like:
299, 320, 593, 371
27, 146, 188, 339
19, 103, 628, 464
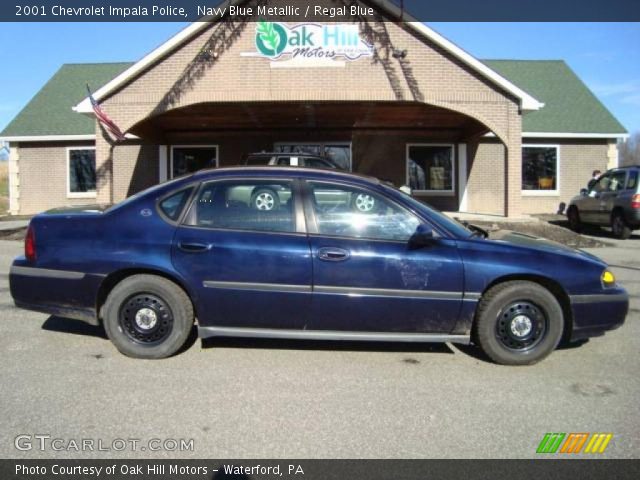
0, 239, 638, 459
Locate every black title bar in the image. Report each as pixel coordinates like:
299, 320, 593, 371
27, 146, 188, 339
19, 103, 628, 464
2, 0, 640, 22
2, 459, 640, 480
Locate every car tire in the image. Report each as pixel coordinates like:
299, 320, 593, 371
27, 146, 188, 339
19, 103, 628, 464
611, 211, 632, 240
102, 274, 194, 359
567, 206, 582, 232
473, 281, 564, 366
351, 193, 376, 213
250, 188, 280, 211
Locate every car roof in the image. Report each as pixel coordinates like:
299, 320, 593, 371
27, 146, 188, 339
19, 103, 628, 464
246, 152, 328, 157
605, 165, 640, 173
191, 165, 381, 186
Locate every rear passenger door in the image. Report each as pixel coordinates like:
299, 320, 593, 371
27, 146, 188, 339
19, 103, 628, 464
171, 178, 312, 330
597, 170, 627, 224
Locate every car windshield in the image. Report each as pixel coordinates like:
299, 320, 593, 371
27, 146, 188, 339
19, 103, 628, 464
381, 184, 474, 238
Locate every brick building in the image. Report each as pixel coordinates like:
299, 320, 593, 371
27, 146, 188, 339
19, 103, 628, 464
0, 2, 628, 216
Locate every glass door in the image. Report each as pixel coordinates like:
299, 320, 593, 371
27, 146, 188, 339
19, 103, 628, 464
171, 145, 218, 178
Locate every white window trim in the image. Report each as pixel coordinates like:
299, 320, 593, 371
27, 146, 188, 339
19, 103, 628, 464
406, 143, 456, 196
67, 146, 97, 199
169, 145, 219, 179
521, 144, 561, 197
273, 142, 353, 171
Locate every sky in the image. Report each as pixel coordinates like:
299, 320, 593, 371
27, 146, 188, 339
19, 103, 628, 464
0, 22, 638, 147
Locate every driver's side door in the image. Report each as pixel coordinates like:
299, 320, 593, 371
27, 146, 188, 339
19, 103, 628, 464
303, 181, 464, 333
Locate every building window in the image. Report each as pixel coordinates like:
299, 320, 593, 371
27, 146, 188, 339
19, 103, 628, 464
522, 145, 559, 195
406, 144, 455, 194
171, 145, 218, 178
68, 148, 96, 197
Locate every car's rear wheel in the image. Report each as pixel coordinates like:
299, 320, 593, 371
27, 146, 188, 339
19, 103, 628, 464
473, 281, 564, 365
611, 211, 632, 239
567, 206, 582, 232
102, 275, 194, 359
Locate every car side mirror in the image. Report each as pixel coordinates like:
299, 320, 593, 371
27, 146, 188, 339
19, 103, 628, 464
580, 188, 588, 196
409, 224, 434, 247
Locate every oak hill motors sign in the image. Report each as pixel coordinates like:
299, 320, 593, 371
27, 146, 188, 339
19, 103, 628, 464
251, 21, 374, 63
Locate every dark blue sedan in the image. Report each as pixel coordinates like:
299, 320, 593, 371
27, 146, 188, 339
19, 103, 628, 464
9, 167, 628, 365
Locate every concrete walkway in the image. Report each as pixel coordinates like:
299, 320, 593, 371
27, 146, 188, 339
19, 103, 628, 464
0, 219, 29, 230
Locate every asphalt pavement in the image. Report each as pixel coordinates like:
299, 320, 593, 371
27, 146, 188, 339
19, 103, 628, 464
0, 238, 638, 459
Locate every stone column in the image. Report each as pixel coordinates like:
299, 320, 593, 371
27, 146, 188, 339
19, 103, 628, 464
8, 144, 20, 215
504, 105, 522, 218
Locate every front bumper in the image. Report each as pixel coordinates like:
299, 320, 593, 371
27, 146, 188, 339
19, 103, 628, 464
569, 289, 629, 341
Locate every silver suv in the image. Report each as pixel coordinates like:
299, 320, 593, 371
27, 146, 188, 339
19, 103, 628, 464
567, 165, 640, 239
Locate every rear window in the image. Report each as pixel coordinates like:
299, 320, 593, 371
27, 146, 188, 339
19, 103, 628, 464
159, 188, 193, 221
627, 171, 638, 190
245, 155, 274, 166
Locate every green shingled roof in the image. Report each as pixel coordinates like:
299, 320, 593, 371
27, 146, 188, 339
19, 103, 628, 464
485, 59, 627, 134
1, 59, 627, 137
0, 63, 133, 137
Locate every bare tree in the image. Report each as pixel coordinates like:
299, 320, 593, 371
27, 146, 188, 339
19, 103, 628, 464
619, 131, 640, 166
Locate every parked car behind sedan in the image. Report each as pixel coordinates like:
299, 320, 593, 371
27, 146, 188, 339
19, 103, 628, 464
567, 165, 640, 239
10, 167, 628, 365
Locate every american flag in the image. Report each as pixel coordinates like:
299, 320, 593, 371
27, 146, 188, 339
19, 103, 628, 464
87, 85, 126, 142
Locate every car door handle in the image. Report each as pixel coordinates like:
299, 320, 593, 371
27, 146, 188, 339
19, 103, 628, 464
178, 242, 211, 253
318, 247, 350, 262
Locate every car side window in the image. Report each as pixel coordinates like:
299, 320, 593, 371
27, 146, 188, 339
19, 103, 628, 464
626, 171, 638, 190
159, 188, 193, 221
307, 181, 421, 241
276, 157, 291, 166
592, 174, 611, 193
607, 171, 627, 192
188, 180, 296, 233
306, 158, 332, 169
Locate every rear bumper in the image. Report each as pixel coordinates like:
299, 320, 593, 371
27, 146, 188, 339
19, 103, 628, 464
10, 262, 102, 326
569, 290, 628, 341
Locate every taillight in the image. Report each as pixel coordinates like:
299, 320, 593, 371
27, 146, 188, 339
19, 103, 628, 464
632, 194, 640, 209
25, 224, 36, 262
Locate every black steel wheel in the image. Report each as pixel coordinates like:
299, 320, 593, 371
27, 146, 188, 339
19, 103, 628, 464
473, 281, 564, 365
118, 293, 174, 346
103, 275, 194, 359
495, 301, 547, 352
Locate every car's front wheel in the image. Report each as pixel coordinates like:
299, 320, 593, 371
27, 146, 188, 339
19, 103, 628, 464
473, 281, 564, 365
102, 275, 194, 359
567, 206, 582, 232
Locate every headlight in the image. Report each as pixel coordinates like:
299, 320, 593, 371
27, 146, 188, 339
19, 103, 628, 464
601, 270, 616, 288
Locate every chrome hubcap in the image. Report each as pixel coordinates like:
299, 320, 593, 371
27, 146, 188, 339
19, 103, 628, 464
135, 308, 158, 330
355, 194, 375, 212
510, 315, 532, 338
255, 193, 275, 210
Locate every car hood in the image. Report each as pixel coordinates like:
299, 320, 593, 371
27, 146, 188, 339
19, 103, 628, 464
488, 230, 604, 264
